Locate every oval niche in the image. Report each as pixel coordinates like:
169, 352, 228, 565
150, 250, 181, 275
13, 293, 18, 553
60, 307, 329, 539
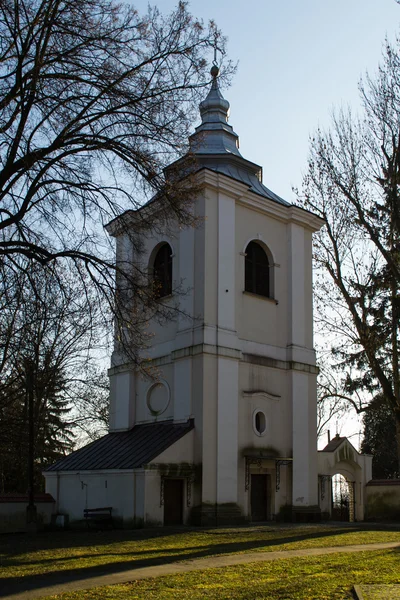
146, 381, 170, 416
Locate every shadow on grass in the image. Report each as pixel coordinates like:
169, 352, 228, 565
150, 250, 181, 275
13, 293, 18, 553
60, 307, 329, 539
0, 524, 398, 598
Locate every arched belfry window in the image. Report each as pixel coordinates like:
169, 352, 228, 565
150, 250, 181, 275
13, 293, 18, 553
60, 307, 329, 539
153, 243, 172, 299
245, 241, 270, 297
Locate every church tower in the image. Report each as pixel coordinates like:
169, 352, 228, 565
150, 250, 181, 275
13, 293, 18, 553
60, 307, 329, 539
44, 66, 324, 526
106, 65, 324, 524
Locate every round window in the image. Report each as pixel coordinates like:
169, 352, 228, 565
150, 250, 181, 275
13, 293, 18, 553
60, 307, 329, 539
253, 410, 266, 436
146, 381, 170, 416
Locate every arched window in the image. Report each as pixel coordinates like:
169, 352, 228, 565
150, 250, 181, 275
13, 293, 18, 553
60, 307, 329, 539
245, 241, 270, 297
153, 243, 172, 298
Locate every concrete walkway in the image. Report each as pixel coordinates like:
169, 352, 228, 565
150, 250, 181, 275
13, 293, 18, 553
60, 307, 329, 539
1, 541, 399, 600
354, 584, 400, 600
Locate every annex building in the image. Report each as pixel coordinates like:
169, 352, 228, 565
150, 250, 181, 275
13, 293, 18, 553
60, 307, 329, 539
44, 67, 372, 526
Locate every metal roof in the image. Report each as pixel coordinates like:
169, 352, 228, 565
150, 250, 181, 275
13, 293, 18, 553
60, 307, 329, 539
320, 435, 347, 453
45, 419, 194, 472
197, 160, 290, 206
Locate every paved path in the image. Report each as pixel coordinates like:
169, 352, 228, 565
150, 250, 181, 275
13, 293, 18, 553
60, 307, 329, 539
354, 584, 400, 600
1, 541, 399, 600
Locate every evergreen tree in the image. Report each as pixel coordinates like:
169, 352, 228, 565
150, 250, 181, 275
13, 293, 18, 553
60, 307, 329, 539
361, 398, 399, 479
0, 264, 95, 492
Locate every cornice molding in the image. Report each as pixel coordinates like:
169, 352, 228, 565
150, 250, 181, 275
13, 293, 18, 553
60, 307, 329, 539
242, 391, 281, 402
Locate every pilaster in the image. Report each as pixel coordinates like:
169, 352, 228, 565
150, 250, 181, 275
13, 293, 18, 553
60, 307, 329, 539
109, 371, 135, 432
291, 371, 318, 507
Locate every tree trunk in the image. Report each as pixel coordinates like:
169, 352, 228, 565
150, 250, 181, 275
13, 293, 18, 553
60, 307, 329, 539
26, 364, 37, 527
396, 412, 400, 478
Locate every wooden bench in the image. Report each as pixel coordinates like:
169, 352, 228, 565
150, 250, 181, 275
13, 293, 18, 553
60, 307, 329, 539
83, 507, 113, 528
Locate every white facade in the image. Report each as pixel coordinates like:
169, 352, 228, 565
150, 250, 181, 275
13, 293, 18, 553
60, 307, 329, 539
104, 69, 325, 525
44, 67, 371, 526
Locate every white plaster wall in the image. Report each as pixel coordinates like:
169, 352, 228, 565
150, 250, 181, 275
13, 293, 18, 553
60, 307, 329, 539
173, 357, 192, 421
217, 192, 236, 333
193, 192, 206, 321
192, 354, 204, 465
292, 371, 318, 507
135, 363, 174, 423
217, 356, 239, 504
203, 187, 218, 326
111, 233, 135, 368
144, 471, 163, 525
176, 223, 195, 332
201, 353, 218, 504
151, 430, 195, 464
235, 204, 288, 348
45, 471, 135, 522
109, 371, 135, 431
303, 229, 314, 349
288, 223, 305, 348
45, 475, 58, 508
318, 477, 332, 515
240, 295, 281, 348
287, 223, 315, 357
238, 363, 292, 457
134, 471, 145, 521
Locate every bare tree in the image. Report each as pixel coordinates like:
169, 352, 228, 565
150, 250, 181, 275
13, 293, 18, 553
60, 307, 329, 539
69, 366, 110, 444
0, 0, 232, 367
316, 366, 347, 440
0, 263, 102, 492
297, 36, 400, 469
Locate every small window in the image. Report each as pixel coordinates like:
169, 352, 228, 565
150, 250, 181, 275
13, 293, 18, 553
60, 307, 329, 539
253, 410, 267, 436
153, 243, 172, 298
245, 241, 270, 297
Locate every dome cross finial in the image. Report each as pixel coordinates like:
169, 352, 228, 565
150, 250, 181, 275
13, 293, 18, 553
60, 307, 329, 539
211, 30, 221, 79
189, 32, 241, 157
213, 30, 219, 65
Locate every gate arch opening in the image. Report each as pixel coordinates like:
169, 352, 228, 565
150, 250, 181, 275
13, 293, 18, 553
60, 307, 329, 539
331, 473, 355, 522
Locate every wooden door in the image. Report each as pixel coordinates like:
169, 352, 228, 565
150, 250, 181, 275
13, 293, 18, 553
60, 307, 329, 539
163, 479, 183, 525
250, 474, 268, 521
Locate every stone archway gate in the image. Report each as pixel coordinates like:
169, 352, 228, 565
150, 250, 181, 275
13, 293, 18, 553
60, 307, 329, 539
317, 435, 372, 522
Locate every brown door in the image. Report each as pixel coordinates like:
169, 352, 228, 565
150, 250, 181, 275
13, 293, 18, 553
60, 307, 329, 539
164, 479, 183, 525
251, 474, 268, 521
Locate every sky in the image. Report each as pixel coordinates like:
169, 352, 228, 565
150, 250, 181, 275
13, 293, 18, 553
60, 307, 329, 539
131, 0, 400, 445
133, 0, 400, 202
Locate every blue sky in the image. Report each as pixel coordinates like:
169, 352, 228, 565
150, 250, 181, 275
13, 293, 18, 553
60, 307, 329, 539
134, 0, 400, 202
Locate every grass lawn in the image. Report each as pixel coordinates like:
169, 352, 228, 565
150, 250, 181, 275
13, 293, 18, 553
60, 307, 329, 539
41, 549, 400, 600
0, 523, 399, 581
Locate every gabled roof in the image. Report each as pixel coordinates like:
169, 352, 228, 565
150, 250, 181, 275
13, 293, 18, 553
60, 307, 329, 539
45, 419, 194, 472
320, 435, 362, 456
320, 435, 347, 453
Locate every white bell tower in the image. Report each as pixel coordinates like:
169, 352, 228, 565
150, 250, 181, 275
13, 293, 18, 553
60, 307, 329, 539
107, 64, 324, 524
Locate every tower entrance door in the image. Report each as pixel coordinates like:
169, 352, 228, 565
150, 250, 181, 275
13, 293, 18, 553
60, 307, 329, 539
163, 479, 183, 525
250, 474, 270, 521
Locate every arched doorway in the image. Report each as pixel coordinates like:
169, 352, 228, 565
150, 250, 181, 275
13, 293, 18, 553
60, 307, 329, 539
318, 436, 372, 522
331, 473, 355, 522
